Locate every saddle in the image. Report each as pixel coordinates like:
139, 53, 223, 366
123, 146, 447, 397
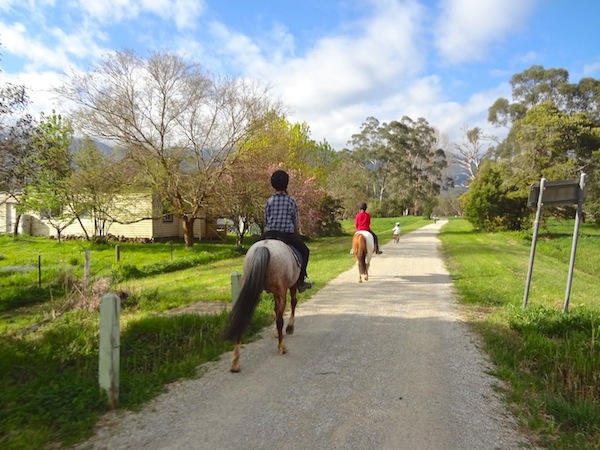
263, 236, 302, 267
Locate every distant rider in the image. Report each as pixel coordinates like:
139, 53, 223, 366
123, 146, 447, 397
355, 202, 382, 254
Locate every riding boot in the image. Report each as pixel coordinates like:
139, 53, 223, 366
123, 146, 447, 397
297, 272, 314, 293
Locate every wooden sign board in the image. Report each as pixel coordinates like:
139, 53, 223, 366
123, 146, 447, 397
528, 179, 583, 208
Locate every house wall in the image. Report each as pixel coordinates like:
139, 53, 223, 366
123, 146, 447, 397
1, 192, 216, 241
0, 195, 20, 234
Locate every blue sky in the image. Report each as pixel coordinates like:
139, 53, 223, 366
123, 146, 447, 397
1, 0, 599, 151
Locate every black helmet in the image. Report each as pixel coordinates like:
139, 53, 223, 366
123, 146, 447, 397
271, 170, 289, 191
359, 202, 367, 211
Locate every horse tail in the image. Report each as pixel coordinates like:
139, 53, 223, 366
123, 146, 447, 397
353, 233, 367, 274
224, 246, 270, 341
357, 234, 367, 274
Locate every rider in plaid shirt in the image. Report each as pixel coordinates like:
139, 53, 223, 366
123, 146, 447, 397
262, 170, 313, 293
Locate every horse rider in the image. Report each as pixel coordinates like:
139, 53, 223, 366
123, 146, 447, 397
261, 169, 314, 293
355, 202, 382, 254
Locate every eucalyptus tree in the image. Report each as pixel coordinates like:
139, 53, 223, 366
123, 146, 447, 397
348, 116, 394, 212
452, 126, 495, 186
56, 50, 280, 246
485, 65, 600, 226
385, 116, 448, 216
489, 65, 600, 127
349, 116, 448, 216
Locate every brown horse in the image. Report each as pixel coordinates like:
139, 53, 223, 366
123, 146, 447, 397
352, 231, 375, 282
224, 239, 301, 372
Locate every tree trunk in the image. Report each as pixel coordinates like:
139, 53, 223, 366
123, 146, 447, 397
182, 217, 196, 248
13, 213, 22, 236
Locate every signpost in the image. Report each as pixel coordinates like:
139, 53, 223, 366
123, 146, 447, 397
523, 173, 587, 312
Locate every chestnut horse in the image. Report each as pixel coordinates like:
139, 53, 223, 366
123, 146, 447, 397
352, 230, 375, 282
224, 239, 301, 372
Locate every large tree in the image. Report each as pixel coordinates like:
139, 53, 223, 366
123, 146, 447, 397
487, 66, 600, 226
349, 116, 449, 217
452, 126, 495, 186
56, 50, 279, 246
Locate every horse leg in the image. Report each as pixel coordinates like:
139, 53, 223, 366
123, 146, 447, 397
230, 338, 241, 373
286, 288, 297, 335
274, 292, 287, 354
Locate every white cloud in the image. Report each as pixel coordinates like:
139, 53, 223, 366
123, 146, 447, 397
258, 0, 426, 110
0, 20, 107, 72
0, 69, 66, 116
583, 61, 600, 77
434, 0, 537, 65
76, 0, 204, 30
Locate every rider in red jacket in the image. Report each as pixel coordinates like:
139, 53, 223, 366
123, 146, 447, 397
355, 202, 382, 254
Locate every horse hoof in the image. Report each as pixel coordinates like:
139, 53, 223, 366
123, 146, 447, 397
286, 325, 294, 335
230, 366, 240, 373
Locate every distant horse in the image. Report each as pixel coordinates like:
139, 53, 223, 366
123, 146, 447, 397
352, 230, 375, 283
224, 239, 301, 372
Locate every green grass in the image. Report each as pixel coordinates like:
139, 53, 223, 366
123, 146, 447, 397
0, 216, 429, 449
439, 217, 600, 450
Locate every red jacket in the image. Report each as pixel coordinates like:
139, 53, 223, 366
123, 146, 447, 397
355, 211, 371, 231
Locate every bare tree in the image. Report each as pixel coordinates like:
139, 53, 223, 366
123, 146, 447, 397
56, 50, 279, 246
452, 126, 496, 186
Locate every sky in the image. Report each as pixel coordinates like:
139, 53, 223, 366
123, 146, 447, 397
1, 0, 600, 151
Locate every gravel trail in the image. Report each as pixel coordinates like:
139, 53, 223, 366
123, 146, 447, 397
76, 221, 533, 450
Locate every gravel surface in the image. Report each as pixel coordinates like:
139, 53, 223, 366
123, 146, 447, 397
75, 221, 534, 450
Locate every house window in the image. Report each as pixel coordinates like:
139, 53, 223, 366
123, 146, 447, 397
162, 213, 173, 223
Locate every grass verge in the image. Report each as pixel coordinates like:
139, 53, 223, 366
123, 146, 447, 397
439, 218, 600, 450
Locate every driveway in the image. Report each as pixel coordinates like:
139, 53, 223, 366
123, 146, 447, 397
77, 220, 533, 449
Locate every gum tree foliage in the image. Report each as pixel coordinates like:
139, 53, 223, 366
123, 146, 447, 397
349, 116, 449, 217
477, 65, 600, 228
56, 50, 280, 247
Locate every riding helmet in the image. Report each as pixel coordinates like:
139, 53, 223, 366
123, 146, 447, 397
271, 170, 289, 191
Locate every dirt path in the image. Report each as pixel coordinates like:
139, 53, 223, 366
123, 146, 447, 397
76, 221, 534, 450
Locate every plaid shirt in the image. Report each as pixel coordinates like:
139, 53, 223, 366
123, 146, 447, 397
265, 192, 298, 234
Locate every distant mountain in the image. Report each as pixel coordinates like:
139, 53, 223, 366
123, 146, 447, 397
70, 137, 115, 156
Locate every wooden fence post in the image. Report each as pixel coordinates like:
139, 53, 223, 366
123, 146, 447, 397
84, 250, 91, 293
231, 272, 241, 304
99, 293, 120, 409
115, 245, 120, 262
